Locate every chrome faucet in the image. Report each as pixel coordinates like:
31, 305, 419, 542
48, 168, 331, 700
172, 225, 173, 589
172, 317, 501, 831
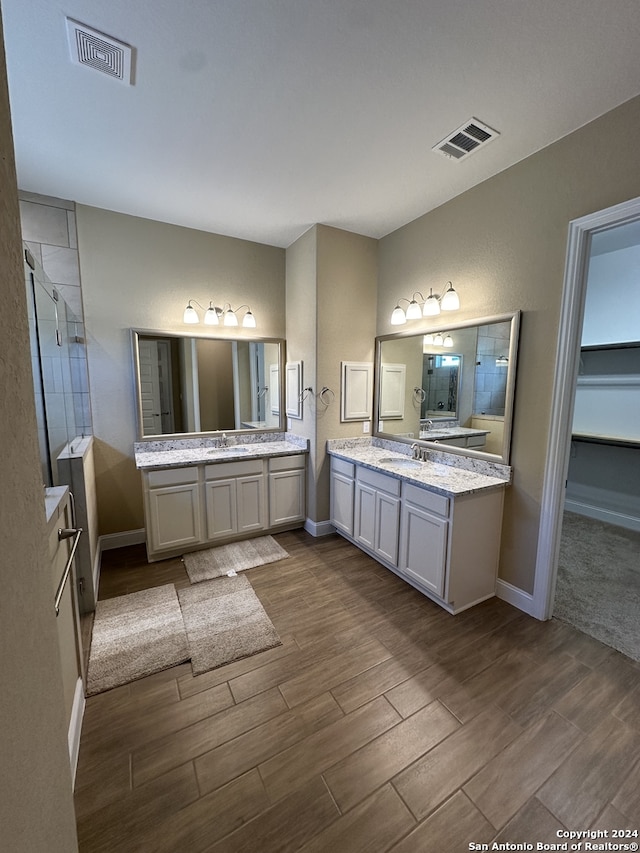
411, 442, 429, 462
219, 432, 229, 447
425, 419, 433, 431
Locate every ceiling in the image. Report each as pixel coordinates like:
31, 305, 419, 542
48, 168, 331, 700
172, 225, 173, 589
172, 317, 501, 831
3, 0, 640, 249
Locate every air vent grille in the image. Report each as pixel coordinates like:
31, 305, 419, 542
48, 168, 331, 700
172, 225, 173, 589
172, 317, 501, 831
66, 18, 133, 84
433, 118, 499, 161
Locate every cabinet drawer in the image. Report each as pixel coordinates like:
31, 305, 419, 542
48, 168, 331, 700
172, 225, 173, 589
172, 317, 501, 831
268, 454, 306, 472
205, 459, 264, 479
403, 482, 449, 517
356, 466, 401, 496
467, 434, 487, 447
147, 466, 198, 488
331, 456, 355, 479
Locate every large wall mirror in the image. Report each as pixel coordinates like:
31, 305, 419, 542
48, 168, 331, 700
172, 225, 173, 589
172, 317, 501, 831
374, 312, 521, 463
132, 329, 285, 440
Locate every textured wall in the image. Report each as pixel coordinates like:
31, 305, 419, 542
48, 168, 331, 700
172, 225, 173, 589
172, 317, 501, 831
0, 28, 79, 853
76, 205, 286, 534
378, 94, 640, 593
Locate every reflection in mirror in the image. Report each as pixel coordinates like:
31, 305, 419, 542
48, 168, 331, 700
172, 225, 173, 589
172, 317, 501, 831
375, 312, 520, 463
132, 330, 284, 439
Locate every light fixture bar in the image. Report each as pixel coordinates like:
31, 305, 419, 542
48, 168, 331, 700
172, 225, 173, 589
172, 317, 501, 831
390, 282, 460, 325
182, 299, 257, 328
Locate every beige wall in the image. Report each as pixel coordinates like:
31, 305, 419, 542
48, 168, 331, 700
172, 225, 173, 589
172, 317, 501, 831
286, 225, 378, 524
0, 28, 79, 853
76, 205, 286, 534
378, 94, 640, 593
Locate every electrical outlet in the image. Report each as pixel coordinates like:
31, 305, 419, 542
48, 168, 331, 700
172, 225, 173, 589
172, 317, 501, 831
363, 421, 370, 434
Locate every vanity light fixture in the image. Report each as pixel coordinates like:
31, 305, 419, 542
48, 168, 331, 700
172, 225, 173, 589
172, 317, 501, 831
443, 334, 454, 348
496, 355, 509, 366
390, 282, 460, 325
182, 300, 257, 328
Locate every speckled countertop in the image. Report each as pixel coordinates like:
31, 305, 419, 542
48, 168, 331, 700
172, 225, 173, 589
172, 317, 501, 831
419, 426, 490, 440
135, 433, 308, 470
327, 438, 511, 497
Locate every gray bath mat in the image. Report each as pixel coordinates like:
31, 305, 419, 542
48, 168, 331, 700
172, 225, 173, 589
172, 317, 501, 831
86, 584, 190, 695
178, 575, 282, 675
182, 535, 289, 584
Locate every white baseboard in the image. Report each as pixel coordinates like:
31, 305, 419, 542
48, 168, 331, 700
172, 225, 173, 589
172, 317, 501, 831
68, 676, 85, 789
496, 579, 537, 618
304, 518, 335, 537
99, 528, 146, 552
564, 499, 640, 532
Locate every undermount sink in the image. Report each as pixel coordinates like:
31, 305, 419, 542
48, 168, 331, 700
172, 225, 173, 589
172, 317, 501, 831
208, 445, 250, 454
379, 457, 423, 469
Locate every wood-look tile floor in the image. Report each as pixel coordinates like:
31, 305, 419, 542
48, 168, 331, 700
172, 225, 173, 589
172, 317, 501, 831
74, 531, 640, 852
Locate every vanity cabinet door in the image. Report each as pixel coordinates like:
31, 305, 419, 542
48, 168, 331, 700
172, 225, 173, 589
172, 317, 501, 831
331, 470, 355, 535
269, 469, 305, 526
375, 491, 400, 566
237, 474, 266, 533
354, 481, 377, 551
148, 482, 202, 551
399, 501, 448, 597
205, 478, 237, 540
354, 479, 400, 567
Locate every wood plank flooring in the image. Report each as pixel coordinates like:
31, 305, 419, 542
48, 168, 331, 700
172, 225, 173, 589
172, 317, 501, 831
74, 530, 640, 852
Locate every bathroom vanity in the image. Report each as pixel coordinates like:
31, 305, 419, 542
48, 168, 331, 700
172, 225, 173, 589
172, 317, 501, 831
135, 437, 307, 561
328, 438, 511, 614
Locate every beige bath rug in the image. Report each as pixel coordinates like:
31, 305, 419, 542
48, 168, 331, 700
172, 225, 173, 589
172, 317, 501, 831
182, 535, 289, 584
86, 584, 190, 696
178, 575, 281, 675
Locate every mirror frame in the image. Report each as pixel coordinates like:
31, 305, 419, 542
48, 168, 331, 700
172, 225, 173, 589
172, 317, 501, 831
373, 311, 521, 464
131, 328, 287, 441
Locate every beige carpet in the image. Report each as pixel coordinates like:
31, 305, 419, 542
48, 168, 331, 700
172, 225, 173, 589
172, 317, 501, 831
86, 584, 190, 696
554, 511, 640, 662
182, 535, 289, 583
178, 575, 282, 675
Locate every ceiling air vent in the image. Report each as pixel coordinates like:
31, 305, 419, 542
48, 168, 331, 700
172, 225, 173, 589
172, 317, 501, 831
432, 118, 499, 161
65, 18, 133, 84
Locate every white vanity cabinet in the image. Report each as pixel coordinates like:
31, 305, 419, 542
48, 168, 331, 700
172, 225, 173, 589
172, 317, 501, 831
330, 455, 505, 614
268, 454, 306, 527
141, 450, 307, 561
205, 459, 266, 541
354, 467, 401, 567
144, 466, 203, 555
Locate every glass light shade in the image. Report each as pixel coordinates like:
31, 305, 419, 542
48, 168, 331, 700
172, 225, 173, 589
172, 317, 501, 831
423, 290, 441, 316
183, 304, 199, 324
423, 334, 434, 345
204, 304, 219, 325
242, 310, 257, 328
224, 309, 239, 327
390, 305, 407, 325
433, 332, 444, 346
406, 300, 422, 320
440, 283, 460, 311
443, 335, 453, 347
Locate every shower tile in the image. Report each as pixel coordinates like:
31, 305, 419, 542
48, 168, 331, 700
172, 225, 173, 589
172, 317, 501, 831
19, 201, 69, 246
41, 245, 80, 287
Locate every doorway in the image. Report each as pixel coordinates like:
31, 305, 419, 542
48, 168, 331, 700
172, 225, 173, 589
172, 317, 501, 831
533, 197, 640, 643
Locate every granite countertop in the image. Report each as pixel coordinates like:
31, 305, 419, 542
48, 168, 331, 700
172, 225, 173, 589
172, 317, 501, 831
327, 439, 510, 497
420, 426, 490, 440
135, 438, 308, 470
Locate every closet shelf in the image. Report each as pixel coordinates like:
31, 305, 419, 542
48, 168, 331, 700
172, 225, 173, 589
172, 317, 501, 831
572, 432, 640, 449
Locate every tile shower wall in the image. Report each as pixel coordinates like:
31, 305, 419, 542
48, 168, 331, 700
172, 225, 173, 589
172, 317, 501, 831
473, 321, 511, 416
19, 191, 92, 436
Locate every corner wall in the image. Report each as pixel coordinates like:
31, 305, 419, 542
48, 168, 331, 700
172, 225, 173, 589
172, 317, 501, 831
286, 224, 378, 526
0, 25, 79, 852
377, 93, 640, 594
